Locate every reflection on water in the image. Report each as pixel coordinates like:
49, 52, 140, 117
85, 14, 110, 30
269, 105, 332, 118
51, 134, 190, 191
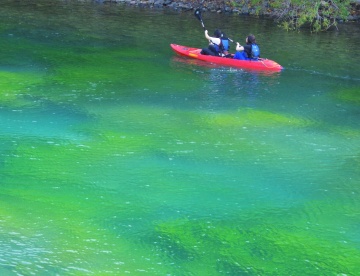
171, 55, 283, 77
1, 0, 360, 275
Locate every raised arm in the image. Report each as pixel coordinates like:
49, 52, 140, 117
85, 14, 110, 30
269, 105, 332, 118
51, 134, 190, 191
205, 30, 221, 45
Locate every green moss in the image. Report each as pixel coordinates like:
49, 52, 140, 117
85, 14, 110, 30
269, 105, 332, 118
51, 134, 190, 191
334, 88, 360, 105
330, 125, 360, 138
154, 214, 360, 275
207, 108, 311, 128
0, 71, 44, 105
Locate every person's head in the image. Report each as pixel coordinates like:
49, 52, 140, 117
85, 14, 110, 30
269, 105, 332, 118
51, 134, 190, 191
214, 29, 222, 38
246, 34, 256, 44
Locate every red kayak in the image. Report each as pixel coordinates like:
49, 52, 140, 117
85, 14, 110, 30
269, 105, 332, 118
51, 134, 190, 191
170, 44, 283, 72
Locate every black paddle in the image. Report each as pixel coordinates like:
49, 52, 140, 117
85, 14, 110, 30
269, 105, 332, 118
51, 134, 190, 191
194, 8, 234, 42
194, 8, 205, 30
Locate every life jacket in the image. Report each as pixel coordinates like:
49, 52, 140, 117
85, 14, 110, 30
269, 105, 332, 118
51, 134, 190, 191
220, 38, 230, 52
251, 44, 260, 60
211, 37, 229, 56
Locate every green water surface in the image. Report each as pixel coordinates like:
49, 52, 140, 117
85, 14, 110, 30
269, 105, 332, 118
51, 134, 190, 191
0, 0, 359, 275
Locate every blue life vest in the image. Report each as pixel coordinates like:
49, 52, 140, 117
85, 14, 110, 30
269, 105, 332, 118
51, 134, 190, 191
210, 38, 229, 56
221, 38, 229, 52
251, 44, 260, 59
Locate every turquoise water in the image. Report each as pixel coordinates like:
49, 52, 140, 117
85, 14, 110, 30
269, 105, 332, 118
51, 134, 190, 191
1, 1, 360, 275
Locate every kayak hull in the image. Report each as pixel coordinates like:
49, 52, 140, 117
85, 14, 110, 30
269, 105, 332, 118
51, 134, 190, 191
170, 44, 283, 72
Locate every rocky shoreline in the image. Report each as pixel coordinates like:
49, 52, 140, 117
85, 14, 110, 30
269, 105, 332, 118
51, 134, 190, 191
99, 0, 360, 22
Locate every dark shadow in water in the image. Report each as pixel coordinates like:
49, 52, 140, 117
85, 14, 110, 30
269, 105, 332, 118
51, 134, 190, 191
170, 55, 282, 111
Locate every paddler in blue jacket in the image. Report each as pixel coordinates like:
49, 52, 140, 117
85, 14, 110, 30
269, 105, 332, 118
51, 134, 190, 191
233, 34, 260, 60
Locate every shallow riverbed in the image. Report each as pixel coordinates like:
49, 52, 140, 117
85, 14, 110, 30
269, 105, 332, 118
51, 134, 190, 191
0, 0, 359, 274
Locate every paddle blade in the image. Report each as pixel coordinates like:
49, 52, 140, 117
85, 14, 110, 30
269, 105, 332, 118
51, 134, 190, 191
194, 8, 202, 21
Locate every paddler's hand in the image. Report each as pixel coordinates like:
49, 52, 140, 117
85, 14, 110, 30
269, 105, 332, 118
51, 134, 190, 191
204, 30, 211, 40
236, 42, 243, 51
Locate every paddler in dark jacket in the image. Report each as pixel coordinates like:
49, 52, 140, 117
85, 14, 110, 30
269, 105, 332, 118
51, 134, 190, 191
200, 29, 222, 56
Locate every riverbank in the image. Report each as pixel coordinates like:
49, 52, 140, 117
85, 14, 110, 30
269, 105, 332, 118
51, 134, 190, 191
101, 0, 360, 22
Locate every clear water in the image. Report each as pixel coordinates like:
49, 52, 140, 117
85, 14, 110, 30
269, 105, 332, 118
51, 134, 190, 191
0, 1, 359, 275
